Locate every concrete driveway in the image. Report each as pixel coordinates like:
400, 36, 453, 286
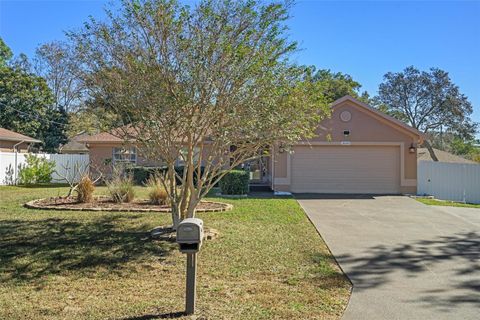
296, 195, 480, 320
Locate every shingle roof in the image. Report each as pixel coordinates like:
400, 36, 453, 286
77, 126, 137, 143
78, 131, 123, 143
59, 140, 89, 152
0, 127, 41, 143
417, 148, 476, 164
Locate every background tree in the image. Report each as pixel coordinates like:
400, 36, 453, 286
71, 0, 329, 228
66, 95, 120, 138
0, 38, 12, 66
0, 37, 68, 151
312, 68, 370, 103
376, 66, 477, 161
34, 41, 85, 113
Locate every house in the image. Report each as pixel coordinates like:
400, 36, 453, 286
77, 129, 158, 175
80, 95, 422, 194
271, 96, 422, 194
417, 148, 476, 164
59, 133, 90, 154
0, 128, 41, 152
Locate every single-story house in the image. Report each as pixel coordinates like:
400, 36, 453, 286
80, 95, 423, 194
0, 127, 41, 152
59, 133, 90, 154
77, 129, 159, 175
417, 148, 476, 164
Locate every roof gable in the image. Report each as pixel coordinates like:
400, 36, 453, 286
0, 127, 41, 143
331, 95, 422, 141
78, 132, 123, 143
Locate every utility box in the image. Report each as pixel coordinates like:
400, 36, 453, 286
177, 218, 204, 253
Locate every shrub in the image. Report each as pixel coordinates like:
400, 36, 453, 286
125, 166, 208, 185
18, 154, 55, 185
145, 175, 169, 205
219, 170, 250, 195
76, 175, 95, 203
106, 174, 135, 203
125, 166, 164, 185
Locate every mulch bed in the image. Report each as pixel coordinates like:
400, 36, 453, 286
25, 196, 233, 213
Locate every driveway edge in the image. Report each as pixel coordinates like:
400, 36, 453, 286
295, 197, 354, 319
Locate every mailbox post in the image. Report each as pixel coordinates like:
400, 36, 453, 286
185, 251, 197, 314
177, 218, 204, 315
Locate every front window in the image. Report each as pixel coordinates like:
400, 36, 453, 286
176, 147, 200, 166
113, 147, 137, 165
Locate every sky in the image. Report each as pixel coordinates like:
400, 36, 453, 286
1, 0, 480, 134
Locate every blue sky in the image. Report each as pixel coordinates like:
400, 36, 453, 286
1, 0, 479, 133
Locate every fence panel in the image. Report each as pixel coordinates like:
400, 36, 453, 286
0, 152, 89, 185
0, 152, 27, 185
49, 154, 90, 183
418, 160, 480, 204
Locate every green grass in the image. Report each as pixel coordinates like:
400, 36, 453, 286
416, 198, 480, 209
0, 185, 350, 320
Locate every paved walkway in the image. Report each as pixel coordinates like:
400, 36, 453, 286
296, 195, 480, 320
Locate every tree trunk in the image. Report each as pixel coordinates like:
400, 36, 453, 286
424, 140, 439, 162
168, 164, 181, 230
186, 203, 197, 219
171, 205, 181, 230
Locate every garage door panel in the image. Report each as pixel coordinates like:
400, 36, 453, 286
291, 146, 400, 194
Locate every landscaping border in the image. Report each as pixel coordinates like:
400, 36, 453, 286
25, 197, 233, 213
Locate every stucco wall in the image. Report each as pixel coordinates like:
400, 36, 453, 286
88, 143, 163, 176
87, 143, 212, 176
273, 99, 420, 194
0, 141, 31, 152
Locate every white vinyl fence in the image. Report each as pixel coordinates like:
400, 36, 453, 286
418, 160, 480, 204
0, 152, 89, 185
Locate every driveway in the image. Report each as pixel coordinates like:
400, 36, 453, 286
296, 195, 480, 320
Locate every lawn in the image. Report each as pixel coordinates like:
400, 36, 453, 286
0, 185, 350, 320
416, 198, 480, 209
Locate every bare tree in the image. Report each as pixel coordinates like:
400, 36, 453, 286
34, 41, 85, 113
70, 0, 329, 228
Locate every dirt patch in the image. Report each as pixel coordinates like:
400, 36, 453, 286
25, 196, 233, 213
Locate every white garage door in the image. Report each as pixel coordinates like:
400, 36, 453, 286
291, 145, 401, 194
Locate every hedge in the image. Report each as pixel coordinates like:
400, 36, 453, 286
124, 166, 164, 185
124, 166, 206, 185
219, 170, 250, 195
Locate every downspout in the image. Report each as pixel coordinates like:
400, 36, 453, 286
12, 140, 25, 184
271, 145, 275, 191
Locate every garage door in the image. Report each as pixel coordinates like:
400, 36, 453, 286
291, 145, 400, 194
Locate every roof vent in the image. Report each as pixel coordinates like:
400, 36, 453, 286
340, 111, 352, 122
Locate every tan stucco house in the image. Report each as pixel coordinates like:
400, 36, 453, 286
0, 128, 41, 152
78, 129, 159, 176
80, 95, 423, 194
272, 96, 422, 194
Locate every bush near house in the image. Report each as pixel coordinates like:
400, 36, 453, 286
219, 170, 250, 195
125, 166, 163, 185
18, 155, 56, 185
125, 166, 208, 185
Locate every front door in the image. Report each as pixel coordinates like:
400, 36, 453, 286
246, 156, 269, 184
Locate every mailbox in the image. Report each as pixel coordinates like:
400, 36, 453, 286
177, 218, 204, 253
